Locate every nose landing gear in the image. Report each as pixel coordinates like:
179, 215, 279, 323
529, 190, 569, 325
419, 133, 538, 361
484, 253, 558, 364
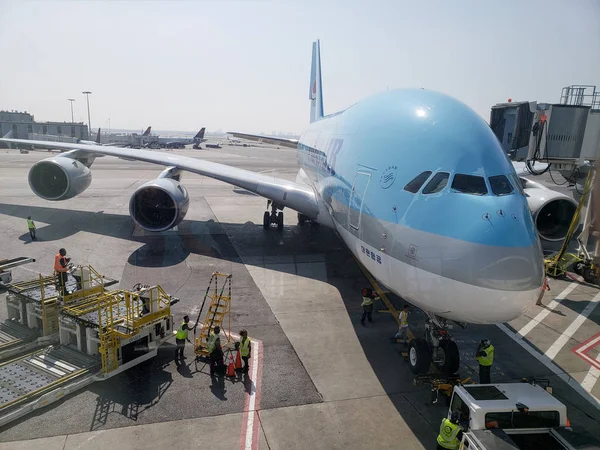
408, 313, 461, 376
263, 200, 284, 230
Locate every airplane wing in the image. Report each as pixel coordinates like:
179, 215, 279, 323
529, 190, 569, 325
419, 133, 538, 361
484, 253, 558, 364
0, 138, 320, 218
227, 132, 298, 149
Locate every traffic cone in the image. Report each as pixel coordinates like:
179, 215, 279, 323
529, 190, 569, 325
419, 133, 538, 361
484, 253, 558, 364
235, 349, 242, 370
226, 353, 235, 377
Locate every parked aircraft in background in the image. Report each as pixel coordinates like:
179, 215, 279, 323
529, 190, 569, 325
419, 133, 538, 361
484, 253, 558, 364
4, 40, 574, 376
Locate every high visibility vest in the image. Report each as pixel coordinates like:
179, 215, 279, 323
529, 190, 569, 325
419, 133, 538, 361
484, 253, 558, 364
175, 322, 188, 340
437, 418, 461, 449
477, 344, 494, 367
400, 310, 408, 327
207, 331, 219, 353
240, 337, 251, 357
27, 219, 35, 229
54, 254, 68, 272
361, 296, 373, 306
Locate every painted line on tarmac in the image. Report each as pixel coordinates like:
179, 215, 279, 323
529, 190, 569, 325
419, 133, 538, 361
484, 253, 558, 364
517, 283, 577, 338
545, 291, 600, 360
497, 323, 600, 408
239, 336, 263, 450
582, 353, 600, 394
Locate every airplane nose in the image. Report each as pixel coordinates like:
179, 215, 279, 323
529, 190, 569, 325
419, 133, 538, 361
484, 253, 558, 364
477, 246, 544, 292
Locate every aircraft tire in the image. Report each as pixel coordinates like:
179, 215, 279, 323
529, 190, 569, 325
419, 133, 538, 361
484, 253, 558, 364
263, 211, 270, 230
298, 213, 307, 225
409, 339, 432, 374
277, 212, 284, 230
437, 340, 460, 375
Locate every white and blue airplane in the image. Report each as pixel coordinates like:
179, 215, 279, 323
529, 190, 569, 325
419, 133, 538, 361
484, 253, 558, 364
0, 40, 576, 374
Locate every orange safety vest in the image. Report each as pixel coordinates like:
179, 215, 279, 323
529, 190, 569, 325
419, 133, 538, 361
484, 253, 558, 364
54, 254, 68, 272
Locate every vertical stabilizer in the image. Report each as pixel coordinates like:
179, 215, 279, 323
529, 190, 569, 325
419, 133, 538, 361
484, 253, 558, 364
309, 40, 324, 123
95, 128, 101, 144
143, 126, 151, 136
195, 127, 206, 139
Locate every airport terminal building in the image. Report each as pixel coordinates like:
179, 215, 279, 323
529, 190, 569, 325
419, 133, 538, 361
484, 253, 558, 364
0, 110, 89, 144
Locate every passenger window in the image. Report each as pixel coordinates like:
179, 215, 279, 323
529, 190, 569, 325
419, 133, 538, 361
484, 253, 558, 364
489, 175, 514, 196
451, 174, 488, 195
404, 171, 432, 193
422, 172, 449, 194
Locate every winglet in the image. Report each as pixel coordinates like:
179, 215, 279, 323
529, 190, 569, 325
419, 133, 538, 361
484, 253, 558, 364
95, 128, 101, 144
2, 129, 13, 148
143, 126, 151, 136
195, 127, 206, 139
309, 39, 324, 123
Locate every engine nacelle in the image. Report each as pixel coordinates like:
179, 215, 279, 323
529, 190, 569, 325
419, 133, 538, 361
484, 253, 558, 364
521, 177, 578, 242
129, 178, 190, 232
28, 156, 92, 200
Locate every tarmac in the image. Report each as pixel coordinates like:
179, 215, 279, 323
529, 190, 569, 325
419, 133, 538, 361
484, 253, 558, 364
0, 142, 599, 449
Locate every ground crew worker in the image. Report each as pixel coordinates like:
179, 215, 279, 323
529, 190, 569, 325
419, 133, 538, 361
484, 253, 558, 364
27, 216, 36, 241
436, 411, 463, 450
238, 329, 251, 374
175, 315, 194, 360
207, 326, 223, 377
476, 339, 494, 384
360, 288, 379, 326
394, 304, 410, 344
54, 248, 71, 295
536, 276, 550, 306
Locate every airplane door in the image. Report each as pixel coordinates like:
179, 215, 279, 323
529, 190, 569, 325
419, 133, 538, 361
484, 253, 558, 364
348, 171, 371, 230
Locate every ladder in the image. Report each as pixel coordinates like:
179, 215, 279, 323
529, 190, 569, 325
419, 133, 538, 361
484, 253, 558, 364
194, 272, 232, 356
99, 330, 119, 374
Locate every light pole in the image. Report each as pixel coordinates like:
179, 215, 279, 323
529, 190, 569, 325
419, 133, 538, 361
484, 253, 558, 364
67, 98, 75, 123
82, 91, 92, 135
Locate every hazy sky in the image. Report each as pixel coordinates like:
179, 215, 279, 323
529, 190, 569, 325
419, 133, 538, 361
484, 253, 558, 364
0, 0, 598, 134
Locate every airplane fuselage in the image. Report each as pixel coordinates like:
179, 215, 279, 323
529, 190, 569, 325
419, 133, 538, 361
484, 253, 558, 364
295, 88, 544, 324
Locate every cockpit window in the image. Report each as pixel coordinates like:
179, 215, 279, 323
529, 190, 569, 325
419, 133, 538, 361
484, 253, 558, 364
451, 174, 488, 195
404, 171, 432, 193
489, 175, 514, 196
422, 172, 449, 194
509, 174, 526, 196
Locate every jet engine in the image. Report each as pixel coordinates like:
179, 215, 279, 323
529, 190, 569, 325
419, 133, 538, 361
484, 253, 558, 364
521, 178, 578, 242
28, 156, 92, 200
129, 177, 190, 232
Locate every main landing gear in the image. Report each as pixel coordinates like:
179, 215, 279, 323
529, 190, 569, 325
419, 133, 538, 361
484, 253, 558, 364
263, 200, 284, 230
408, 313, 461, 376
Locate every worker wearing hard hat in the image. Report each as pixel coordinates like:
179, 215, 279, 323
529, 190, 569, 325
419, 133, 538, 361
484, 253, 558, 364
54, 248, 71, 296
436, 411, 463, 450
360, 288, 380, 326
174, 315, 194, 361
476, 339, 495, 384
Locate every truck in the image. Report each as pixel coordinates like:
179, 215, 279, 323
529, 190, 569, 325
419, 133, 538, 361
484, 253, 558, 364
446, 380, 600, 450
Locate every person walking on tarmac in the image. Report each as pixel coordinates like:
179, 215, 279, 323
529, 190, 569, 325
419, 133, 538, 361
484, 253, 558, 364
476, 339, 495, 384
54, 248, 71, 296
175, 315, 194, 361
536, 276, 550, 306
207, 326, 224, 377
27, 216, 36, 241
394, 304, 410, 345
436, 411, 463, 450
238, 329, 251, 374
360, 288, 380, 326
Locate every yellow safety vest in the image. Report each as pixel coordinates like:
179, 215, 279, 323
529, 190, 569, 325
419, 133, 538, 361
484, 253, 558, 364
240, 337, 251, 357
27, 219, 35, 229
400, 310, 408, 326
207, 331, 219, 353
477, 344, 494, 367
175, 322, 188, 340
437, 418, 461, 449
361, 296, 373, 306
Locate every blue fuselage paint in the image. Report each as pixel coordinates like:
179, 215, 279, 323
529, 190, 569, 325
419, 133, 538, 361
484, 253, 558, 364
295, 88, 544, 324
